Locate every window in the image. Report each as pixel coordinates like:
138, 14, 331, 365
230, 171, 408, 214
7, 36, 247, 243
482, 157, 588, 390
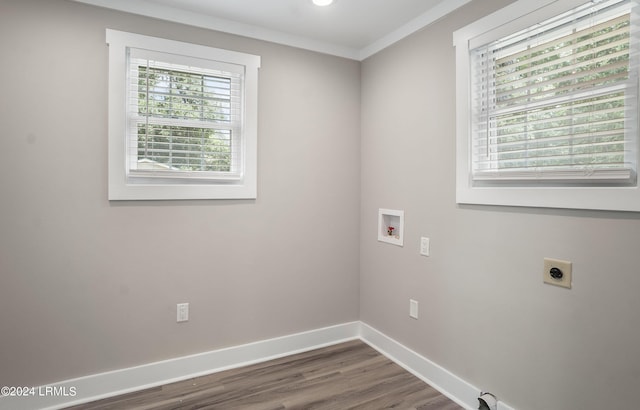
106, 30, 260, 200
454, 0, 640, 211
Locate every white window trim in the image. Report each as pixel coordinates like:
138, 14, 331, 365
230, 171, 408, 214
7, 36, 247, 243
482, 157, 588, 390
106, 29, 260, 200
454, 0, 640, 212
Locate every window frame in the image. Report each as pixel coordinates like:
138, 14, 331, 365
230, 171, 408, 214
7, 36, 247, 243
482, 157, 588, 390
454, 0, 640, 212
106, 29, 260, 200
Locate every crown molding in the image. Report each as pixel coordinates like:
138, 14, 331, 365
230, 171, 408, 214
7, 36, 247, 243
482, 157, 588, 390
73, 0, 472, 61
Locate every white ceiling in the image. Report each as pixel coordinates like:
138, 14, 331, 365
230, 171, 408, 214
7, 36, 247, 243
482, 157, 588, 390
73, 0, 472, 60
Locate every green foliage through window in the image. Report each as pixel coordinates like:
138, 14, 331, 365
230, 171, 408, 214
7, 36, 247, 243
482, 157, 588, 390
135, 64, 235, 173
471, 0, 636, 182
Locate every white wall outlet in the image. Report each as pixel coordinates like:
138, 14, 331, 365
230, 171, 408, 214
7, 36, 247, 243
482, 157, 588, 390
177, 303, 189, 322
420, 237, 430, 256
409, 299, 419, 319
543, 258, 572, 289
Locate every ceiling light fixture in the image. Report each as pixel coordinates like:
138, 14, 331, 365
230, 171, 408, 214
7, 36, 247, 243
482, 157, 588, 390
312, 0, 334, 6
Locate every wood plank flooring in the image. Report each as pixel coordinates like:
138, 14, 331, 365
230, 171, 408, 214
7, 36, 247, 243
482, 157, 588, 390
65, 340, 463, 410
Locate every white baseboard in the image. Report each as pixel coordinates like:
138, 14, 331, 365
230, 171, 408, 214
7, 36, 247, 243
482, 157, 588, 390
359, 323, 515, 410
359, 323, 477, 410
0, 322, 360, 410
0, 321, 515, 410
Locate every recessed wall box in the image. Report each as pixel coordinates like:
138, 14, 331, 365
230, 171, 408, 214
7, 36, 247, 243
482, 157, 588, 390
378, 208, 404, 247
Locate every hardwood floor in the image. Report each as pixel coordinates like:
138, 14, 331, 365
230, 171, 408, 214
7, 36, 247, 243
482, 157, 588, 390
65, 340, 463, 410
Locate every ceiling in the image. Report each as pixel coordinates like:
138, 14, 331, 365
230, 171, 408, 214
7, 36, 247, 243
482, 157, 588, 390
73, 0, 472, 60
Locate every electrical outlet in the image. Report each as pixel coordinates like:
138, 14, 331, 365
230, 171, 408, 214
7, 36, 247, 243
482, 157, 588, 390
409, 299, 419, 319
420, 237, 430, 256
543, 258, 572, 289
177, 303, 189, 322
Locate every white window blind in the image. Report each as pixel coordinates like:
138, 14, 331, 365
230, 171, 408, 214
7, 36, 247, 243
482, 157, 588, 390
470, 0, 638, 184
128, 48, 243, 180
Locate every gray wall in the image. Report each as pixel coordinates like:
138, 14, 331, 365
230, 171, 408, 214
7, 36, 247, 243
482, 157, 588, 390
360, 1, 640, 409
0, 0, 360, 386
